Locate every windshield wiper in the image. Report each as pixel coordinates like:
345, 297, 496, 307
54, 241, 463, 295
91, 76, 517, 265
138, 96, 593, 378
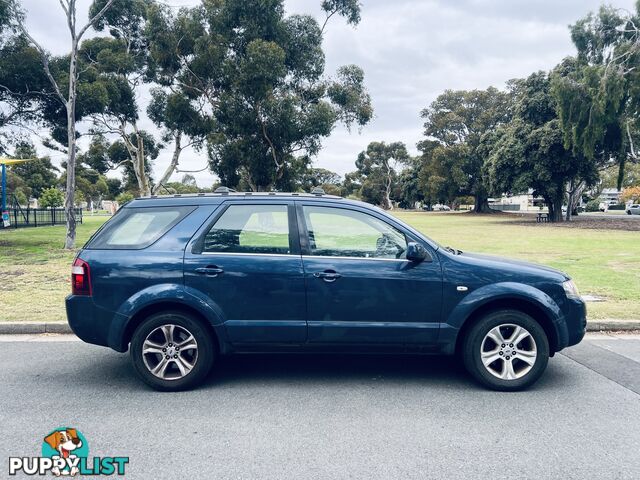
444, 246, 463, 255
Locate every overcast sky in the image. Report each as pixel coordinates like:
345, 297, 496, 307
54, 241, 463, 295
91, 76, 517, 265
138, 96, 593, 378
19, 0, 637, 186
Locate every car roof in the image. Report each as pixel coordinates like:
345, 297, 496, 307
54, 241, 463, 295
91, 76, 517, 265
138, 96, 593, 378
125, 191, 372, 209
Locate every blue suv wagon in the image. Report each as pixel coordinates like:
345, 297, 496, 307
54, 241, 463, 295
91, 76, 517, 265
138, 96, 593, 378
66, 189, 586, 391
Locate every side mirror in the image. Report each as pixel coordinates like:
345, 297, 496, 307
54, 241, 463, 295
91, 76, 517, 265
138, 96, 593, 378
406, 242, 428, 262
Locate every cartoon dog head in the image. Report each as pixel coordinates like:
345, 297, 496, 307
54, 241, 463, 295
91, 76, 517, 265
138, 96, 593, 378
44, 429, 82, 458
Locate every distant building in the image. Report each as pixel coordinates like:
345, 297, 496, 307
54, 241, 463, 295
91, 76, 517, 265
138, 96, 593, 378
101, 200, 119, 214
598, 188, 621, 205
490, 189, 545, 211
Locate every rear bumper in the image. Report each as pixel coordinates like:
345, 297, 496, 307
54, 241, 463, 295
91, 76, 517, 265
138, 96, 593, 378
66, 295, 128, 352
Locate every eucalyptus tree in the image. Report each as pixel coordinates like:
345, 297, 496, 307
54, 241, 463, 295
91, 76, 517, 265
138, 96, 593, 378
7, 0, 116, 248
144, 2, 215, 194
0, 7, 49, 154
353, 141, 409, 210
147, 0, 372, 192
86, 0, 157, 196
420, 87, 512, 212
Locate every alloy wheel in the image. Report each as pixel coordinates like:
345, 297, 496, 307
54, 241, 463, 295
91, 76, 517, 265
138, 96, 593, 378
141, 324, 199, 380
480, 323, 537, 380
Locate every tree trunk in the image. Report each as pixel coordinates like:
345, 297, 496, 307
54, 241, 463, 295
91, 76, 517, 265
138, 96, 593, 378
64, 40, 78, 250
383, 161, 393, 210
472, 190, 493, 213
565, 179, 585, 222
152, 133, 182, 195
549, 196, 564, 222
132, 130, 151, 196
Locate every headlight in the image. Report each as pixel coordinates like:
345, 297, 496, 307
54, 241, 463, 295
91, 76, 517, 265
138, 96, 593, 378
562, 280, 580, 299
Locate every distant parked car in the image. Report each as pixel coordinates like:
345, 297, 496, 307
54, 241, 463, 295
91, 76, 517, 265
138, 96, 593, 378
433, 204, 451, 211
627, 204, 640, 215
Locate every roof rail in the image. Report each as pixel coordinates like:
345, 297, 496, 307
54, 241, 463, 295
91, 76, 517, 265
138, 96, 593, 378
310, 187, 325, 196
214, 186, 236, 194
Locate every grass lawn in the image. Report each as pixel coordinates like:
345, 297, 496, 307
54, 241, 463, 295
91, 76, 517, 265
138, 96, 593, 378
0, 211, 638, 322
0, 216, 108, 323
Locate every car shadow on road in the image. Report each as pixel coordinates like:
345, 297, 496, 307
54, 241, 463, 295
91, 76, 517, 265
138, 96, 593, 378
69, 347, 570, 393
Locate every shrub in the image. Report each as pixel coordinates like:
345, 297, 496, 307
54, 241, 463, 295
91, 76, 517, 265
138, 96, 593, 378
116, 192, 134, 205
585, 200, 600, 212
39, 187, 64, 208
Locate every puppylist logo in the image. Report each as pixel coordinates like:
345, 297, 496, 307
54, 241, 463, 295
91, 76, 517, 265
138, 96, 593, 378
8, 427, 129, 476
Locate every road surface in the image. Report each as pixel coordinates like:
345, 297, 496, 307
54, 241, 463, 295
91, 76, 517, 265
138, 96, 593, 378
1, 333, 639, 479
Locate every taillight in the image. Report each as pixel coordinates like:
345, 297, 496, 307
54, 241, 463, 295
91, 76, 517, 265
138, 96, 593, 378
72, 258, 92, 296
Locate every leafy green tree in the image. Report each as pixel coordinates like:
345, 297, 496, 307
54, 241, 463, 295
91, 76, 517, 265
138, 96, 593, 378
151, 0, 372, 191
39, 187, 65, 208
7, 144, 59, 198
417, 140, 468, 208
116, 192, 134, 204
551, 5, 640, 190
396, 159, 424, 209
0, 34, 49, 154
353, 141, 409, 209
420, 87, 512, 212
86, 0, 157, 196
485, 72, 598, 222
105, 178, 123, 199
295, 167, 342, 193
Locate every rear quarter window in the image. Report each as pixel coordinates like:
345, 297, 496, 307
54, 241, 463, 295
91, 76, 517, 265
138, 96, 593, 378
86, 206, 196, 250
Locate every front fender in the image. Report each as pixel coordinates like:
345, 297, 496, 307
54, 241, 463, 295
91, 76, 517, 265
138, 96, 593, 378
107, 283, 228, 351
439, 282, 566, 353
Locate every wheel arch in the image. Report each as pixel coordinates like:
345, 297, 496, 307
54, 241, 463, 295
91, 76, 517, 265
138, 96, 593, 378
454, 297, 559, 356
120, 301, 225, 354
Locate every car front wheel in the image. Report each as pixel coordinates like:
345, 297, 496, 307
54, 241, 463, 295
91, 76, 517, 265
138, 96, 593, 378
462, 310, 549, 391
130, 311, 215, 391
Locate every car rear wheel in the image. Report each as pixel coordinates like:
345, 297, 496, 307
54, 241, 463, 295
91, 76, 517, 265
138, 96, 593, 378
130, 311, 215, 391
462, 310, 549, 391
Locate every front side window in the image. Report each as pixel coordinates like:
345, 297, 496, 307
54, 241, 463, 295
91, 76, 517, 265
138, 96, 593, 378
302, 206, 407, 259
203, 204, 291, 254
87, 206, 195, 249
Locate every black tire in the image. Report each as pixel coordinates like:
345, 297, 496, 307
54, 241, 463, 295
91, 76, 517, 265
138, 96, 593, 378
462, 310, 549, 391
130, 311, 216, 391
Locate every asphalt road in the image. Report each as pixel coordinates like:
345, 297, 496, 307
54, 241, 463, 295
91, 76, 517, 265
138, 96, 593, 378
1, 333, 639, 479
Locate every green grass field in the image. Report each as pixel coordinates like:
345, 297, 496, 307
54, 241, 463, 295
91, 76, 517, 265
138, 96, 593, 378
0, 212, 638, 322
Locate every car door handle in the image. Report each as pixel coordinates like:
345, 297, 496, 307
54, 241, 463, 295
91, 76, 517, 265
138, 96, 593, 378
195, 266, 224, 277
313, 271, 341, 282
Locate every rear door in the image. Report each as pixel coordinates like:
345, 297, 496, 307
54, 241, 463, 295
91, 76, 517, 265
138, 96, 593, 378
184, 201, 307, 344
297, 202, 442, 345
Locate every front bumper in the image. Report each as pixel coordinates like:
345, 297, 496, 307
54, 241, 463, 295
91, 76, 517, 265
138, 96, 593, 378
561, 297, 587, 349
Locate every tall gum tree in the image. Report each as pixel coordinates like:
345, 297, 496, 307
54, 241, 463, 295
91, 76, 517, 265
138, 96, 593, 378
8, 0, 116, 248
149, 0, 372, 192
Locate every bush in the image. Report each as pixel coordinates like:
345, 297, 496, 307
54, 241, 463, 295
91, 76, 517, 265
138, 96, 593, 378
39, 187, 64, 208
116, 192, 134, 205
585, 200, 600, 212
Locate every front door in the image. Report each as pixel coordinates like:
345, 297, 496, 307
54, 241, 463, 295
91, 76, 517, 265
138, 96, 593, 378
184, 202, 306, 344
298, 203, 442, 345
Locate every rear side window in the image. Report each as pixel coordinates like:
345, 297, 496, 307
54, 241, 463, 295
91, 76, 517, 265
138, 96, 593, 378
87, 206, 195, 250
202, 204, 291, 255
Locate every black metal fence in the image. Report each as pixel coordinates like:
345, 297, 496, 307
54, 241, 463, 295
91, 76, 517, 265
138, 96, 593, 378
2, 206, 83, 229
